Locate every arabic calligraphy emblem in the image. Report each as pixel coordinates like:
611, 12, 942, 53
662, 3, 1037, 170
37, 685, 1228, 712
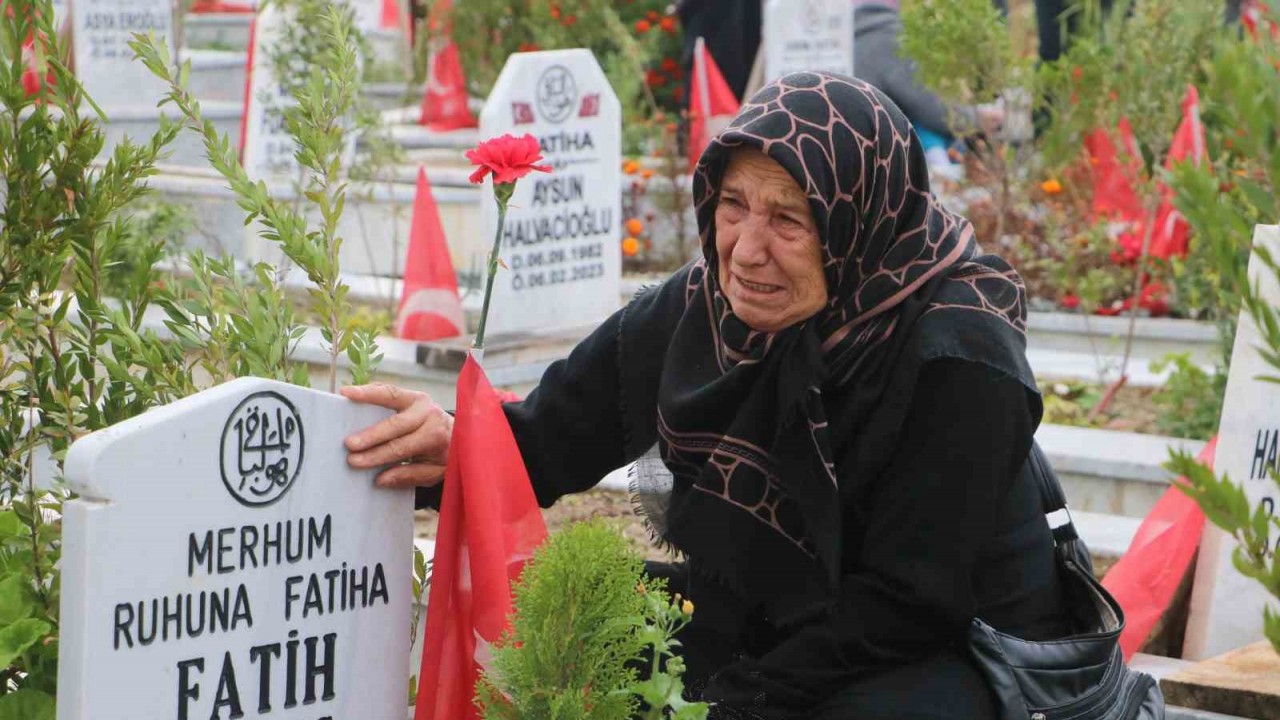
536, 65, 577, 124
219, 391, 305, 507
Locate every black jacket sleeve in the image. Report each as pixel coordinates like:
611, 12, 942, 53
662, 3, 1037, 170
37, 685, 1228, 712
703, 358, 1038, 717
416, 267, 690, 511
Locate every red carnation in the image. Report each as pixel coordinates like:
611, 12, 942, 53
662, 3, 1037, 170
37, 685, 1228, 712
465, 133, 552, 185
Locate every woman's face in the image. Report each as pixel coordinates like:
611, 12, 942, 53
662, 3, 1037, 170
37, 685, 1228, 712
714, 149, 828, 333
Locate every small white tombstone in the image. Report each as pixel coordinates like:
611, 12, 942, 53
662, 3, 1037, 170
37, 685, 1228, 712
241, 5, 298, 183
763, 0, 855, 84
241, 4, 360, 182
477, 49, 622, 337
71, 0, 174, 109
57, 377, 414, 720
1183, 224, 1280, 660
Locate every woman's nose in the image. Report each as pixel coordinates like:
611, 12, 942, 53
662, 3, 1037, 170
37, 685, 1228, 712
733, 217, 772, 266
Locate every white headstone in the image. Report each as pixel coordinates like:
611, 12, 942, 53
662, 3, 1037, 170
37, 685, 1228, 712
348, 0, 383, 34
478, 49, 622, 337
71, 0, 174, 109
57, 377, 414, 720
241, 4, 360, 183
763, 0, 855, 84
1183, 224, 1280, 660
242, 6, 298, 183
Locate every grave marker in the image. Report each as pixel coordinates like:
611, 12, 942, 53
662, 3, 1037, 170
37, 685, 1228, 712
763, 0, 855, 84
241, 5, 297, 182
1183, 224, 1280, 659
477, 49, 622, 337
71, 0, 174, 109
241, 4, 360, 183
57, 377, 414, 720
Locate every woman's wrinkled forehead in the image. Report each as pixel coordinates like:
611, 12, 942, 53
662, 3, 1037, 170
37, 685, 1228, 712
718, 148, 813, 212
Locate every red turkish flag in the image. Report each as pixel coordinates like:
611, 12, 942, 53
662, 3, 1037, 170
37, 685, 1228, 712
1148, 85, 1207, 259
689, 36, 740, 171
1085, 119, 1146, 259
1103, 436, 1216, 660
419, 0, 477, 131
237, 15, 259, 163
380, 0, 400, 29
414, 355, 548, 720
396, 168, 464, 341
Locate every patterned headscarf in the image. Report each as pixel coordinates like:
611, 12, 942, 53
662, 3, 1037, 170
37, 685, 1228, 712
642, 73, 1033, 627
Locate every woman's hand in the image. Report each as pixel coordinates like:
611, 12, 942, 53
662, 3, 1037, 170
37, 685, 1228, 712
341, 383, 453, 488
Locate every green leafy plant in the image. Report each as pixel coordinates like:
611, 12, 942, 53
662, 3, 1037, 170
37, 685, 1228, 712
901, 0, 1035, 245
1149, 353, 1226, 441
448, 0, 681, 132
0, 0, 189, 706
132, 1, 383, 392
476, 521, 707, 720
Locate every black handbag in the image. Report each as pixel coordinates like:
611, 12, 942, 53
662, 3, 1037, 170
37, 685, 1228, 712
968, 442, 1165, 720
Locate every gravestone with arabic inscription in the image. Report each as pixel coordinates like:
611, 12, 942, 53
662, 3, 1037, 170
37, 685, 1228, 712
477, 49, 622, 337
1183, 225, 1280, 660
57, 377, 414, 720
763, 0, 854, 84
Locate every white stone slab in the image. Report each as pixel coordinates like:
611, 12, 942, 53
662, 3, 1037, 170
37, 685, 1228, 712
478, 49, 622, 337
1184, 225, 1280, 660
72, 0, 174, 109
241, 5, 297, 182
763, 0, 855, 84
57, 377, 414, 720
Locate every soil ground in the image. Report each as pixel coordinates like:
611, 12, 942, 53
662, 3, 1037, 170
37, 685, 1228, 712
415, 488, 674, 562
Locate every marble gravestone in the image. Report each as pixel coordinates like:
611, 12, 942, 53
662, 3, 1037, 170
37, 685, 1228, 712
1183, 224, 1280, 660
57, 377, 414, 720
477, 49, 622, 337
71, 0, 174, 110
241, 4, 299, 183
763, 0, 854, 84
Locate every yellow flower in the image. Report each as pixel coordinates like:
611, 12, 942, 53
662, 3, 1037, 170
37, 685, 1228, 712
681, 599, 694, 615
1040, 178, 1064, 195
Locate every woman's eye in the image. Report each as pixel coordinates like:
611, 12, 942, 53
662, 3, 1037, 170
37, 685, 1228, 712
721, 197, 742, 208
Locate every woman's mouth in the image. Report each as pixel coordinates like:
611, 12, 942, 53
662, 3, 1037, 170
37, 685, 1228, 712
733, 273, 784, 295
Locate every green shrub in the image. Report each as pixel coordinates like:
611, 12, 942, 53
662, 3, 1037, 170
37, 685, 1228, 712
476, 521, 707, 720
1150, 353, 1226, 441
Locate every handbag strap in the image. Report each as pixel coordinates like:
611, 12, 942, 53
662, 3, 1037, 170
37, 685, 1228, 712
1027, 442, 1081, 549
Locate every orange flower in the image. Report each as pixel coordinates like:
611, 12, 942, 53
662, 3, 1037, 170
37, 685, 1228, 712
647, 10, 660, 22
641, 168, 655, 179
466, 133, 552, 185
660, 16, 677, 33
1040, 178, 1063, 195
635, 19, 651, 33
625, 218, 644, 236
563, 14, 577, 26
550, 4, 560, 18
622, 159, 640, 175
622, 237, 640, 256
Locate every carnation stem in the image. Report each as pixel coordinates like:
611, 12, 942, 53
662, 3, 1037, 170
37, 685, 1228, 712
473, 197, 508, 352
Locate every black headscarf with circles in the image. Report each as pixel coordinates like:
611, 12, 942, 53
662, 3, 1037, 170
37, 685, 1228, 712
633, 72, 1036, 627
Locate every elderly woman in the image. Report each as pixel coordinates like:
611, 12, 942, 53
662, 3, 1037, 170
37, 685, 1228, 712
343, 73, 1067, 718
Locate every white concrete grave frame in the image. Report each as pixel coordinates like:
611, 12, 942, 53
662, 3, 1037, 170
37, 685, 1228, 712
763, 0, 855, 85
477, 48, 623, 338
1183, 225, 1280, 660
57, 377, 414, 720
